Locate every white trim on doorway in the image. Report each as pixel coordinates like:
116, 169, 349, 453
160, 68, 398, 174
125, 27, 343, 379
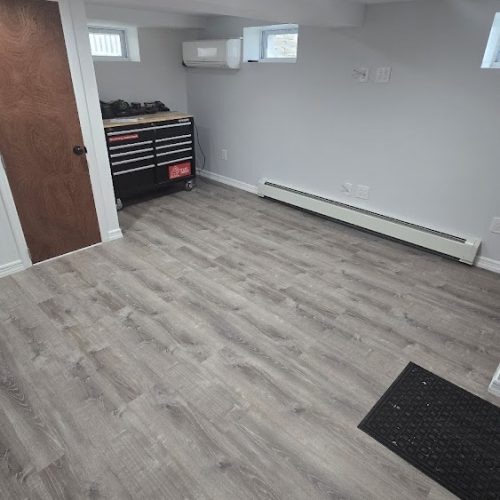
0, 154, 32, 277
57, 0, 122, 243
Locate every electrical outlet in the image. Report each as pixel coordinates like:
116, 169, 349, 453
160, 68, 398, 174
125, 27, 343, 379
221, 149, 228, 161
341, 182, 354, 196
375, 66, 392, 83
356, 185, 370, 200
490, 217, 500, 234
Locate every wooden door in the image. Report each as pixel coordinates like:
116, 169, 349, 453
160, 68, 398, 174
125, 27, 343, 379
0, 0, 101, 263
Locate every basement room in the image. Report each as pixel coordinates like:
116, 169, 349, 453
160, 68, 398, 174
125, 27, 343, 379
0, 0, 499, 498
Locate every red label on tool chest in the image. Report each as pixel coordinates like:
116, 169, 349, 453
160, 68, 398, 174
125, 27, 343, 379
108, 134, 139, 143
169, 162, 192, 180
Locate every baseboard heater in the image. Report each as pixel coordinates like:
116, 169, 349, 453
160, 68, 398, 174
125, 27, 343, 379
258, 180, 481, 265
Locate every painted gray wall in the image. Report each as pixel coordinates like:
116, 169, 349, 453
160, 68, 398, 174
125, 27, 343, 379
0, 197, 21, 271
186, 0, 500, 263
94, 28, 197, 112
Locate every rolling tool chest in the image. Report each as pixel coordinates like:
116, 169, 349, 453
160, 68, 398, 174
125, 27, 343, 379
104, 112, 196, 208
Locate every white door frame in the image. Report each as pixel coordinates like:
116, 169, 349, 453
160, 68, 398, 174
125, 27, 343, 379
0, 154, 32, 277
57, 0, 123, 243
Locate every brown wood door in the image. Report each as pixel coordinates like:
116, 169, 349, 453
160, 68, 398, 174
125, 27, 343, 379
0, 0, 101, 263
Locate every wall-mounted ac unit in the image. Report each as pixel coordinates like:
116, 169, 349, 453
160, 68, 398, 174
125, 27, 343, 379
183, 39, 242, 70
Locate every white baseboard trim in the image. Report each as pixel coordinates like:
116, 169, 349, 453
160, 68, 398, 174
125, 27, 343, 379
489, 364, 500, 398
106, 228, 123, 242
0, 260, 27, 279
199, 170, 258, 195
199, 171, 500, 274
476, 256, 500, 274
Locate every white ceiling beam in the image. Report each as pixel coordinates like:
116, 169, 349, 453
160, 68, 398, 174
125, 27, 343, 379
86, 0, 366, 28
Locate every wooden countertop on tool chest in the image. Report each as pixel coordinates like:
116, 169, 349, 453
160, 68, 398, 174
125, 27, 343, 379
103, 112, 193, 129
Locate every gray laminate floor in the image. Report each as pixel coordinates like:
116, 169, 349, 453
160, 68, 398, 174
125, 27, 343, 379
0, 180, 499, 500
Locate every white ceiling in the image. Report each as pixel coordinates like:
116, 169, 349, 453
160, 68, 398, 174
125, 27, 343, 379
85, 0, 421, 28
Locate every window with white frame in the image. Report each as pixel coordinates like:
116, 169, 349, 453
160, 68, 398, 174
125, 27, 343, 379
243, 24, 299, 63
482, 13, 500, 69
89, 27, 128, 59
88, 25, 140, 62
261, 27, 299, 60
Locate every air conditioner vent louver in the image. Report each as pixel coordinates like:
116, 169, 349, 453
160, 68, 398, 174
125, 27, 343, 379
259, 180, 481, 265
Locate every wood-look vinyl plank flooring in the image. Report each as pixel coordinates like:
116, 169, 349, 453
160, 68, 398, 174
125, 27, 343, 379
0, 179, 499, 499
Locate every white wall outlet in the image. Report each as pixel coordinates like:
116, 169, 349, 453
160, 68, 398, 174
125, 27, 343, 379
375, 66, 392, 83
356, 185, 370, 200
490, 217, 500, 234
352, 68, 370, 83
341, 182, 354, 196
220, 149, 228, 161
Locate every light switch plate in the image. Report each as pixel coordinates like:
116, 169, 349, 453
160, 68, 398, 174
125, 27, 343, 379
490, 217, 500, 234
375, 66, 392, 83
356, 185, 370, 200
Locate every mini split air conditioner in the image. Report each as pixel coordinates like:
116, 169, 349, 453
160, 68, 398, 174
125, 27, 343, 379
182, 39, 242, 70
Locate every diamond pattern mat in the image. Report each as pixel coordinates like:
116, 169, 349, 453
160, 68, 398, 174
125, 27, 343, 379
359, 363, 500, 499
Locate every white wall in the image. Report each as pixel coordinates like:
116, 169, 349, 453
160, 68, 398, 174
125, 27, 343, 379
0, 200, 23, 276
186, 0, 500, 264
85, 0, 364, 29
0, 158, 30, 278
94, 28, 197, 112
85, 4, 207, 29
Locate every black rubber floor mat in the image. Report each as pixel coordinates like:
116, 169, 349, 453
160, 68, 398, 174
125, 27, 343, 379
359, 363, 500, 499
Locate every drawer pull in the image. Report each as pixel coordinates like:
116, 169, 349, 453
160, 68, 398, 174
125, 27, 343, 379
158, 156, 193, 167
156, 134, 192, 143
113, 164, 156, 176
154, 122, 191, 131
109, 140, 153, 151
110, 147, 154, 158
111, 154, 155, 166
157, 148, 192, 157
156, 141, 192, 151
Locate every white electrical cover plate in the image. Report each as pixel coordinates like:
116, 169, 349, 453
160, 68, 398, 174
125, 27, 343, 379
341, 182, 354, 195
356, 185, 370, 200
490, 217, 500, 234
375, 67, 392, 83
353, 68, 370, 83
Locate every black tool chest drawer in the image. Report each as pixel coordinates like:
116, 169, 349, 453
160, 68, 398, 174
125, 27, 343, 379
104, 114, 196, 205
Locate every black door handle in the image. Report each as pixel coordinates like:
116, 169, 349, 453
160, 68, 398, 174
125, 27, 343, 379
73, 145, 87, 156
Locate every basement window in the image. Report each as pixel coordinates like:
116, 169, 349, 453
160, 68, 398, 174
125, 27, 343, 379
243, 24, 299, 63
89, 27, 128, 58
261, 27, 299, 61
88, 25, 141, 62
482, 13, 500, 69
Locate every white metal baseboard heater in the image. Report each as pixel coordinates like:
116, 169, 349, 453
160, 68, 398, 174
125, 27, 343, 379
258, 180, 481, 265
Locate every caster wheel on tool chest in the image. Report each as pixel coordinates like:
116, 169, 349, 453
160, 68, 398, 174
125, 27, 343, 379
116, 198, 123, 211
185, 180, 194, 191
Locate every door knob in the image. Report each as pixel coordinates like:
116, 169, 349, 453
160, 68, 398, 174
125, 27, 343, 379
73, 145, 87, 156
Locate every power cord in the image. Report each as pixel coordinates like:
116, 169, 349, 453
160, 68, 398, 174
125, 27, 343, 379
194, 121, 206, 172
